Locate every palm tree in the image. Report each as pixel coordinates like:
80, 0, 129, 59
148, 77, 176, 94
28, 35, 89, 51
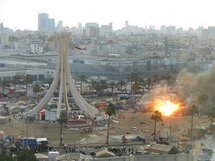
132, 78, 142, 94
128, 72, 136, 94
25, 74, 32, 94
2, 77, 5, 96
190, 105, 199, 140
78, 75, 87, 94
100, 80, 108, 95
12, 75, 22, 86
151, 74, 160, 84
109, 81, 116, 95
117, 80, 126, 92
46, 77, 53, 87
91, 80, 108, 95
208, 106, 215, 125
91, 80, 100, 93
129, 72, 142, 94
57, 111, 68, 146
151, 110, 162, 141
33, 84, 41, 95
106, 103, 116, 144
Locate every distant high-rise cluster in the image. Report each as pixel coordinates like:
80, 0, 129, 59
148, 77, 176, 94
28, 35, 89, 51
38, 13, 55, 32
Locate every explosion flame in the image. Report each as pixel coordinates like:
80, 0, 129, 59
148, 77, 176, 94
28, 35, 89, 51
154, 100, 180, 116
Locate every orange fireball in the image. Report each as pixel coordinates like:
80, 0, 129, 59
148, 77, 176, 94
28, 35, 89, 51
155, 100, 180, 116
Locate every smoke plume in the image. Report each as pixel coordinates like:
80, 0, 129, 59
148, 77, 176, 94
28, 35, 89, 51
138, 64, 215, 113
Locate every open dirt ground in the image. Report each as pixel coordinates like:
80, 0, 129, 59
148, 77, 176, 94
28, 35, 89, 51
0, 110, 210, 147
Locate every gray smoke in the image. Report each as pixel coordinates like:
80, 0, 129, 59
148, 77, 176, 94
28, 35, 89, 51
177, 64, 215, 109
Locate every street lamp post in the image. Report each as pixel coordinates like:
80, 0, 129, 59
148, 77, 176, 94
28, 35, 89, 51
169, 117, 172, 144
26, 105, 29, 147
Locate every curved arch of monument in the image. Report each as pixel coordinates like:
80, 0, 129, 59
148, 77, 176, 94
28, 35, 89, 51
25, 31, 99, 119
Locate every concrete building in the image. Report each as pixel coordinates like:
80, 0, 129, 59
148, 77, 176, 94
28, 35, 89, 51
208, 26, 215, 36
29, 39, 44, 54
85, 23, 100, 37
30, 44, 43, 54
0, 69, 47, 82
100, 25, 112, 36
0, 34, 9, 49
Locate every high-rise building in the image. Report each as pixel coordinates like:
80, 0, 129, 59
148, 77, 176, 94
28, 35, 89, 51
0, 23, 9, 49
48, 19, 55, 31
78, 22, 82, 30
109, 22, 113, 31
38, 13, 49, 31
57, 21, 63, 28
38, 13, 55, 32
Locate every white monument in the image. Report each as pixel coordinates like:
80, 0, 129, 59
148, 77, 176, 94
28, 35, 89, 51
25, 30, 99, 119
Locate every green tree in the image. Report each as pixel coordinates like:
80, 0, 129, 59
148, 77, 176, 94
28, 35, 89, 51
106, 103, 116, 144
78, 75, 87, 94
33, 84, 41, 94
151, 110, 162, 141
57, 111, 68, 146
0, 151, 15, 161
16, 149, 37, 161
190, 105, 199, 140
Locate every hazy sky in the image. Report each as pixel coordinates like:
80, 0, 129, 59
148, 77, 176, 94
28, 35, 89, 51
0, 0, 215, 30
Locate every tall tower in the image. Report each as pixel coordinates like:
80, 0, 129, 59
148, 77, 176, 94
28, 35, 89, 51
109, 22, 113, 31
125, 20, 128, 28
0, 23, 3, 34
25, 30, 99, 119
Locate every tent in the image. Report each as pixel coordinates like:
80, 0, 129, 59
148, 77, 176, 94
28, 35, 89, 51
146, 143, 178, 154
57, 153, 91, 161
0, 116, 7, 124
39, 109, 47, 120
96, 149, 115, 158
35, 153, 48, 161
57, 153, 80, 161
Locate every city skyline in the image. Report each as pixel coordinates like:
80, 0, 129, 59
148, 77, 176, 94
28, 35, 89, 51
0, 0, 215, 30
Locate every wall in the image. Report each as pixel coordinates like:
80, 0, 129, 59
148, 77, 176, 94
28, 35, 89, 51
90, 154, 193, 161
